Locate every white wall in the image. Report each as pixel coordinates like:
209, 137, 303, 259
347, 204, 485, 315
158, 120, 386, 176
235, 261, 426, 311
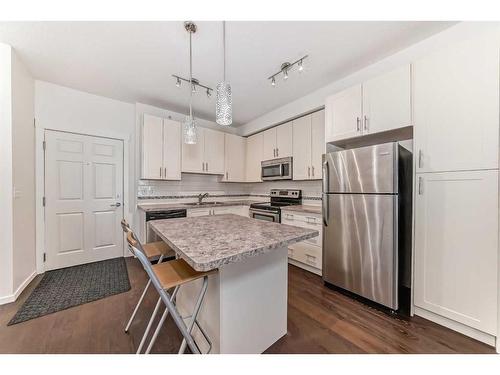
11, 49, 36, 291
0, 43, 14, 300
34, 81, 136, 273
238, 22, 500, 136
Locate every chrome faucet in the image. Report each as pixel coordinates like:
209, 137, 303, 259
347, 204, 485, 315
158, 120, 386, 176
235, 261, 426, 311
198, 192, 209, 204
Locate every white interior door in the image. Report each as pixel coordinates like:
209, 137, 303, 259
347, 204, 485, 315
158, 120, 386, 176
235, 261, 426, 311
45, 130, 124, 271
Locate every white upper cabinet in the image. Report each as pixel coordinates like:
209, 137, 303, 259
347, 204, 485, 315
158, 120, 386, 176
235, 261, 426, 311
246, 133, 263, 182
262, 122, 293, 160
362, 65, 412, 134
276, 121, 293, 158
310, 110, 325, 180
162, 119, 182, 180
141, 114, 181, 180
414, 35, 499, 173
325, 65, 412, 143
325, 84, 362, 143
262, 128, 276, 160
414, 170, 498, 335
182, 127, 225, 175
182, 127, 205, 173
203, 128, 225, 174
292, 110, 325, 181
292, 115, 312, 180
142, 114, 163, 179
223, 133, 246, 182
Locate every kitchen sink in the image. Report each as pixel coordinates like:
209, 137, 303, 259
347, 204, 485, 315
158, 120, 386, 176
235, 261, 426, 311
184, 202, 222, 206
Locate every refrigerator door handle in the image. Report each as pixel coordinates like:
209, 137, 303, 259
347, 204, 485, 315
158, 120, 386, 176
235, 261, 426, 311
322, 160, 329, 193
322, 193, 328, 227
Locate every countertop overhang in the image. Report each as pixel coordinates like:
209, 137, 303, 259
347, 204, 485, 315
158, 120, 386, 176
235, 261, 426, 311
149, 214, 319, 271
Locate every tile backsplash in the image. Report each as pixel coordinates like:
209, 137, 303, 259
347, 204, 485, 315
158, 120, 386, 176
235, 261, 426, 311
138, 173, 322, 200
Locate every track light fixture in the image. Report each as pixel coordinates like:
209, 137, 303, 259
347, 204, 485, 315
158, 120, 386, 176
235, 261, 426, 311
268, 55, 308, 87
172, 75, 213, 98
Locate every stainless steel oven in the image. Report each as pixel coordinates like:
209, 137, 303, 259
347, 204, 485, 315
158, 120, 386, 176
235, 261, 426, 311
249, 207, 280, 222
261, 157, 293, 181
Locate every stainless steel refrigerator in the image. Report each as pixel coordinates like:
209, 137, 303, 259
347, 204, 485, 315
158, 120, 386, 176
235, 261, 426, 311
322, 142, 412, 310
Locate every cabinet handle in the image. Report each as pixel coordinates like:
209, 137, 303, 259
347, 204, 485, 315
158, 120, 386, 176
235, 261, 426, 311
418, 177, 424, 195
307, 166, 310, 178
159, 167, 162, 178
226, 171, 228, 180
364, 115, 368, 131
276, 148, 279, 157
206, 162, 209, 171
356, 117, 361, 132
311, 166, 315, 177
164, 167, 167, 178
418, 150, 423, 169
273, 148, 276, 157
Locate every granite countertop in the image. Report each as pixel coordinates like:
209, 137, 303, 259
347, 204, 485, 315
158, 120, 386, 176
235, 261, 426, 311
149, 214, 318, 271
137, 199, 262, 212
281, 205, 322, 215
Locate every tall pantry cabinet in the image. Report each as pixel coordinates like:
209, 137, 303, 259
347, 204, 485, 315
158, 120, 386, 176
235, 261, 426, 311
413, 31, 500, 342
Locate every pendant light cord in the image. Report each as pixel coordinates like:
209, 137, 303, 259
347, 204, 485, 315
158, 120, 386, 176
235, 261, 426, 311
189, 30, 193, 118
223, 21, 226, 82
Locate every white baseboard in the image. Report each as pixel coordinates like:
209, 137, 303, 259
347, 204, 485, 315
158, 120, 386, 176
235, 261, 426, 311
288, 258, 322, 276
414, 306, 496, 347
0, 271, 37, 306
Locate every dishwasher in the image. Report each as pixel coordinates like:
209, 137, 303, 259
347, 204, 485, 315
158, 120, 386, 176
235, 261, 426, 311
145, 209, 187, 243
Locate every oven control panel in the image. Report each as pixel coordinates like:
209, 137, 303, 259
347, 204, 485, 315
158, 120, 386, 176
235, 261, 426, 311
270, 189, 301, 198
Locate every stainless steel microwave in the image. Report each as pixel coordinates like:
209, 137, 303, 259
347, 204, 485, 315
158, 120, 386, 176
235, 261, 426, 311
261, 157, 293, 181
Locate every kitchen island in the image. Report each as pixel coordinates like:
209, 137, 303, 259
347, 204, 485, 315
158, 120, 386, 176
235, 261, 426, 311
149, 214, 318, 354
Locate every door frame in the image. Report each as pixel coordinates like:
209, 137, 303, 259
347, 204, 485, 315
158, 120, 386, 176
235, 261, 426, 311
35, 127, 130, 274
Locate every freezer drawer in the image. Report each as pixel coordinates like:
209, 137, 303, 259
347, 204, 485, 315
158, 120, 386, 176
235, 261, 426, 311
323, 193, 398, 309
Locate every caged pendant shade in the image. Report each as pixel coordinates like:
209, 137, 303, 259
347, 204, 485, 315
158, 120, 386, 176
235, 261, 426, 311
216, 21, 232, 126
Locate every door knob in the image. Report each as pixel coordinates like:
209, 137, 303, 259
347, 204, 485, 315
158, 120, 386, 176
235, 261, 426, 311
110, 202, 122, 208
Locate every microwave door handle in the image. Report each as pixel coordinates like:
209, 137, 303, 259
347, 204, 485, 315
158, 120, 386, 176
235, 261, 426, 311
280, 164, 284, 177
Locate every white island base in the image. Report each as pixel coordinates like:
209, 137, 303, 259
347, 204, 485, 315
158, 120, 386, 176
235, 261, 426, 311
176, 246, 288, 354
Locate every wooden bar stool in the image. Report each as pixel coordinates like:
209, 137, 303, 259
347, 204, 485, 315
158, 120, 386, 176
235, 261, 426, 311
120, 220, 173, 341
124, 225, 216, 354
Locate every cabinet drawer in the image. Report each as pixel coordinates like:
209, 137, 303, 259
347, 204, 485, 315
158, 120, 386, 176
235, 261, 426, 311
288, 242, 322, 270
282, 214, 322, 247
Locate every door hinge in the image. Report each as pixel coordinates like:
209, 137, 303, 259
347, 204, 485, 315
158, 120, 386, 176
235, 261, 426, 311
43, 253, 46, 262
42, 140, 46, 150
42, 196, 46, 206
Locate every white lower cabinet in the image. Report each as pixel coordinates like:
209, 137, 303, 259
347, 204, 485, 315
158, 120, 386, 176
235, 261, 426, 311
187, 205, 249, 218
414, 170, 498, 336
282, 211, 322, 275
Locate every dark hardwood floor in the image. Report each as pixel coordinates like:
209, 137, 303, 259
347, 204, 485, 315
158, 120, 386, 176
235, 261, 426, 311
0, 258, 494, 354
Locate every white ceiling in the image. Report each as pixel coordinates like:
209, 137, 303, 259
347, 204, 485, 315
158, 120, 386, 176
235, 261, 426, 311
0, 21, 455, 126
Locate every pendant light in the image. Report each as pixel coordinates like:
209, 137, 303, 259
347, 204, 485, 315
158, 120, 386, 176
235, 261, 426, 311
183, 21, 198, 144
216, 21, 232, 126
